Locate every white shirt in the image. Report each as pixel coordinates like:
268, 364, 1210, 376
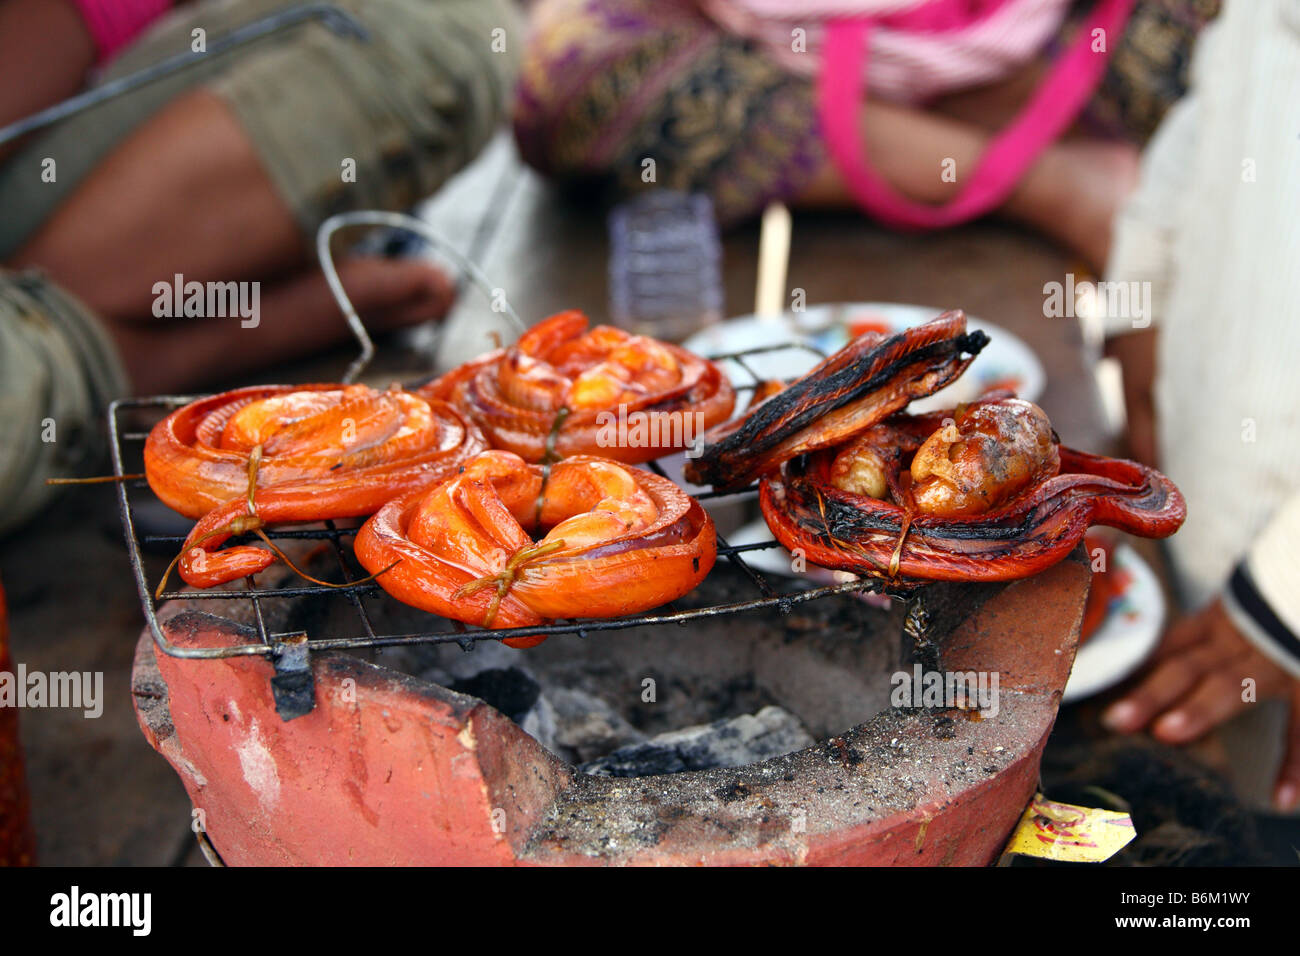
1104, 0, 1300, 673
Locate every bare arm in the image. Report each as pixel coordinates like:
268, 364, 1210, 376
1104, 327, 1158, 468
0, 0, 95, 161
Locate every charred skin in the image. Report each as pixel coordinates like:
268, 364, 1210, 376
687, 311, 1185, 582
684, 311, 989, 490
422, 310, 735, 464
761, 443, 1185, 583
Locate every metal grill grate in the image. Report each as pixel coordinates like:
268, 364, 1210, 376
110, 340, 887, 664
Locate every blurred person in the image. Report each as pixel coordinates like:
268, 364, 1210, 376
513, 0, 1219, 271
0, 0, 519, 536
1099, 0, 1300, 812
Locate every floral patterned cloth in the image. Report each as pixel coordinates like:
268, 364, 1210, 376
514, 0, 1219, 224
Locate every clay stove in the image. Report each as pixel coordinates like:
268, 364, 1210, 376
129, 554, 1086, 866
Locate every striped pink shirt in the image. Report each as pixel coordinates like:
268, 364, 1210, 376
699, 0, 1070, 103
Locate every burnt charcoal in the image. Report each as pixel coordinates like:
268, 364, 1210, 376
580, 705, 814, 777
449, 668, 540, 723
349, 563, 905, 768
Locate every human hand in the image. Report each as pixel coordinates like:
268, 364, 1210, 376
1102, 597, 1300, 811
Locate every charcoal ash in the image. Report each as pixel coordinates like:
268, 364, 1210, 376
346, 563, 907, 776
580, 706, 815, 777
546, 687, 645, 764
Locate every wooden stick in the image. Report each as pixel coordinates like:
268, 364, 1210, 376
754, 202, 792, 323
46, 474, 145, 485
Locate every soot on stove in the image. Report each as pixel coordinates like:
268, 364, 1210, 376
357, 563, 907, 777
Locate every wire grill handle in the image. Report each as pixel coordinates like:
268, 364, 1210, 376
316, 210, 526, 383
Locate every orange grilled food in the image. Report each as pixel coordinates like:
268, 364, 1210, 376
422, 310, 734, 463
762, 426, 1185, 584
354, 450, 717, 647
685, 313, 1185, 585
144, 384, 485, 589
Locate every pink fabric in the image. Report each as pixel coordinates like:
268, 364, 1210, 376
816, 0, 1136, 229
71, 0, 173, 65
701, 0, 1069, 103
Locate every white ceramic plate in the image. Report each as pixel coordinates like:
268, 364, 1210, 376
682, 302, 1045, 413
1063, 543, 1165, 703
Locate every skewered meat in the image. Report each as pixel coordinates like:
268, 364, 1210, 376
684, 310, 987, 490
145, 384, 484, 589
424, 310, 734, 464
354, 450, 717, 647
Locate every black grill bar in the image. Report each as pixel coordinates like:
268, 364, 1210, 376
322, 519, 380, 643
